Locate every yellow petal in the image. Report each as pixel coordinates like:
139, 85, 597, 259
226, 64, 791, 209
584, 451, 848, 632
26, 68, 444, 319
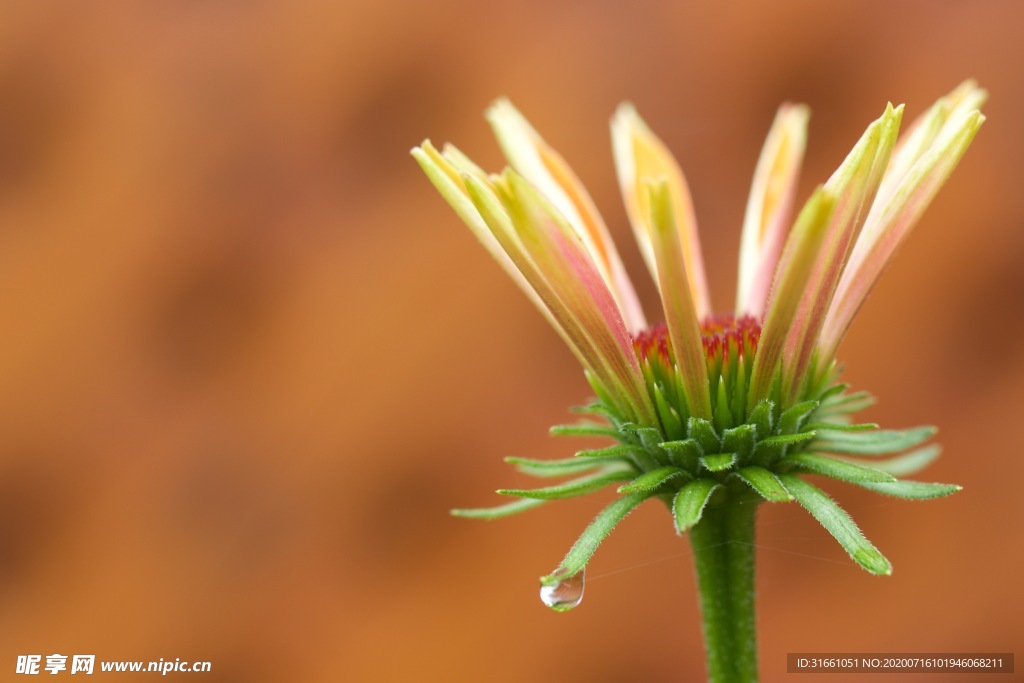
468, 169, 657, 425
612, 104, 710, 318
487, 99, 647, 333
748, 187, 836, 410
414, 141, 610, 381
780, 103, 903, 402
737, 103, 810, 317
821, 103, 985, 359
646, 178, 712, 420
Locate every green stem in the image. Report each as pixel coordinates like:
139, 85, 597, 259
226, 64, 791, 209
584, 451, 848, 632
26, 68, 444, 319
689, 495, 759, 683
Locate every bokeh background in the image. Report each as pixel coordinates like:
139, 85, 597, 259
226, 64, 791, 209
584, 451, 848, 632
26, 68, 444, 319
1, 1, 1022, 681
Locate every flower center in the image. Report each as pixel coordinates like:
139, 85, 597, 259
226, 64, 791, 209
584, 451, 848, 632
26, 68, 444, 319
631, 315, 762, 432
632, 315, 761, 366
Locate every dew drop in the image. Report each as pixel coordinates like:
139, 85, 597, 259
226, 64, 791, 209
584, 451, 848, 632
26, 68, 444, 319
539, 568, 585, 612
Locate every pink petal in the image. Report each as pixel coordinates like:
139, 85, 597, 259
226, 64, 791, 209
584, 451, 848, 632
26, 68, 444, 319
466, 170, 657, 425
487, 100, 647, 333
612, 104, 711, 318
820, 107, 985, 359
412, 141, 545, 319
748, 187, 835, 410
646, 177, 713, 419
780, 104, 902, 402
736, 103, 809, 318
414, 145, 605, 379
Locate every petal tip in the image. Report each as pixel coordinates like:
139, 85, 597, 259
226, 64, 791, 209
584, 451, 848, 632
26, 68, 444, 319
411, 138, 435, 155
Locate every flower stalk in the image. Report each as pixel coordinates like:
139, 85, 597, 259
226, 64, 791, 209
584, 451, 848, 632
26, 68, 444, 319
689, 492, 758, 683
414, 82, 985, 682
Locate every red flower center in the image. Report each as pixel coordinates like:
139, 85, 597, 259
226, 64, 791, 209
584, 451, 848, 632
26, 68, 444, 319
632, 315, 761, 366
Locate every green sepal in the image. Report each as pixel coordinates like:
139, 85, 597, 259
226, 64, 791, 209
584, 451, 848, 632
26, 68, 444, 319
585, 370, 627, 422
672, 479, 721, 533
748, 400, 774, 439
550, 422, 621, 439
730, 357, 748, 425
540, 491, 653, 585
820, 390, 875, 415
757, 431, 817, 448
713, 379, 734, 432
700, 453, 737, 473
817, 382, 849, 402
505, 455, 633, 478
815, 426, 936, 455
751, 430, 816, 466
783, 452, 896, 483
778, 400, 819, 435
722, 424, 757, 461
498, 470, 634, 500
843, 444, 942, 477
659, 438, 702, 470
688, 417, 721, 453
733, 467, 793, 502
570, 401, 621, 421
764, 365, 783, 416
618, 466, 688, 493
579, 441, 660, 471
853, 479, 961, 499
451, 497, 547, 519
806, 422, 879, 432
778, 474, 892, 575
652, 383, 686, 441
575, 444, 644, 459
619, 422, 666, 449
806, 360, 838, 400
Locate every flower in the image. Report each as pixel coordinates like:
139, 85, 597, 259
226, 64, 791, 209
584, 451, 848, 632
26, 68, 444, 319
412, 83, 985, 590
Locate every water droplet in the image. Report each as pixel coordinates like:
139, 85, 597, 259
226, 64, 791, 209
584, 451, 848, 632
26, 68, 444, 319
539, 568, 585, 612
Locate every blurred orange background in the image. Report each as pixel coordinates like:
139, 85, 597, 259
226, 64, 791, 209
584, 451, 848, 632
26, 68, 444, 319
1, 2, 1022, 682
